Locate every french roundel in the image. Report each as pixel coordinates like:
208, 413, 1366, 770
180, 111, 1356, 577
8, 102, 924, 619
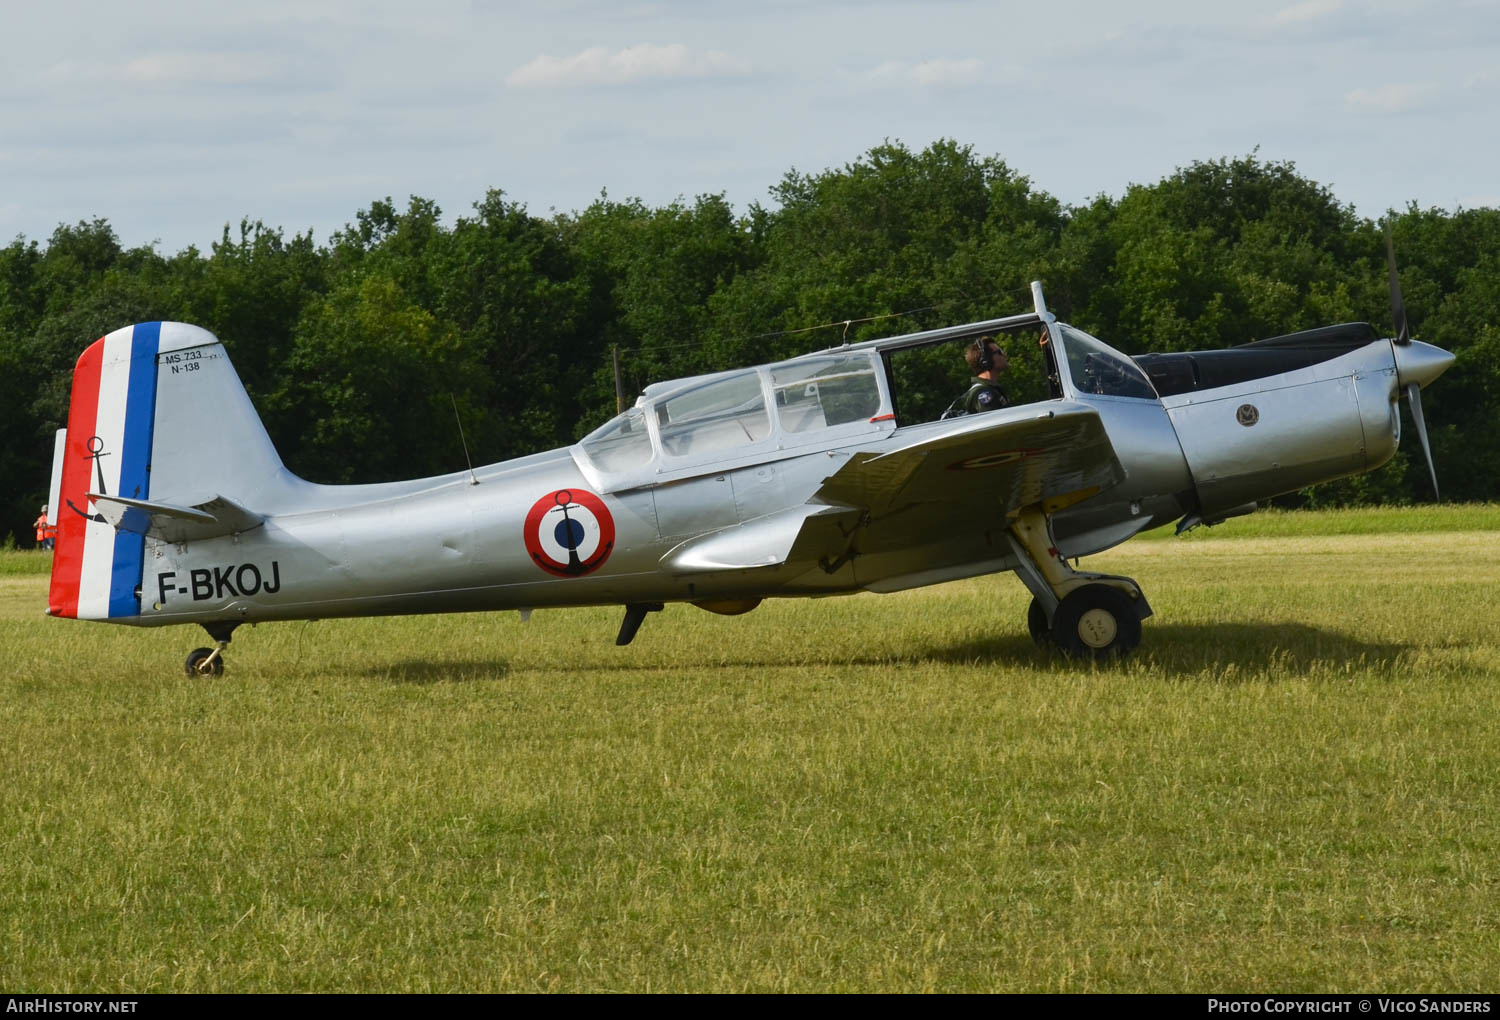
946, 448, 1040, 471
523, 488, 616, 578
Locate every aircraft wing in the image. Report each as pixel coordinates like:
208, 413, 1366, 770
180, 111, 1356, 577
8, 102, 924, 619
809, 402, 1124, 555
660, 403, 1123, 576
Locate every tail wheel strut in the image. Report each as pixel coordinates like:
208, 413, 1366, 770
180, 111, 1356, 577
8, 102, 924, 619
185, 622, 239, 677
185, 643, 227, 677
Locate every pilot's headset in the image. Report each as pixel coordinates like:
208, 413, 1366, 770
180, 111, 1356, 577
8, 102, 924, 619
973, 336, 995, 373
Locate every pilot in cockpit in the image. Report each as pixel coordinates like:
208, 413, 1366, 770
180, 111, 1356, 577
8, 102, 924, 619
941, 336, 1009, 418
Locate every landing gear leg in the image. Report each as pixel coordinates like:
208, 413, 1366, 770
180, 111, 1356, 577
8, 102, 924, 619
185, 622, 239, 677
616, 603, 664, 646
1007, 507, 1151, 659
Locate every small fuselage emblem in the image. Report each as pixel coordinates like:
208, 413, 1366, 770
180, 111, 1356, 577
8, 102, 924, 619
1236, 404, 1260, 427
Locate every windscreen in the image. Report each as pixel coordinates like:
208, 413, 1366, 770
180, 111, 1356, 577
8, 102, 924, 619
1059, 325, 1158, 399
578, 405, 654, 472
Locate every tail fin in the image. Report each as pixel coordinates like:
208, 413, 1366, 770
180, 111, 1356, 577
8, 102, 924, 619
48, 322, 290, 620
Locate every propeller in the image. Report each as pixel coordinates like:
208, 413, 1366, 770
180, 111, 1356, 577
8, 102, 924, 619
1405, 381, 1439, 499
1384, 221, 1445, 499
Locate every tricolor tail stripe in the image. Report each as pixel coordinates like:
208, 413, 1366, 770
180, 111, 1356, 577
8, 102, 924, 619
48, 322, 161, 620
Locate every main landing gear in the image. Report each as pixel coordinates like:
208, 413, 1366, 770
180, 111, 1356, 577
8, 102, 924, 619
185, 621, 239, 677
1008, 506, 1151, 660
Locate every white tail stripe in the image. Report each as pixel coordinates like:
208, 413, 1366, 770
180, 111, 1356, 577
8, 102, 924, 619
76, 328, 141, 620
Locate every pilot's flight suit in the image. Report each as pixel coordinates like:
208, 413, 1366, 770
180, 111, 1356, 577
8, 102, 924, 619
963, 380, 1007, 413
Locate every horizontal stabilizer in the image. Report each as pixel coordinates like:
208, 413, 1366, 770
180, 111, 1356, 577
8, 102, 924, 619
660, 504, 861, 574
88, 493, 265, 544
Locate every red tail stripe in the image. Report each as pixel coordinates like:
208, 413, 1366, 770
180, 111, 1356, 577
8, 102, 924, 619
48, 338, 105, 618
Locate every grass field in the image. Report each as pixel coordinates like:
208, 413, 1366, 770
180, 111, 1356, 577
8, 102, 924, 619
2, 506, 1498, 992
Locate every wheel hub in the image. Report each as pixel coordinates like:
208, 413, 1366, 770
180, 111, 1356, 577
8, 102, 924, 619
1076, 607, 1118, 649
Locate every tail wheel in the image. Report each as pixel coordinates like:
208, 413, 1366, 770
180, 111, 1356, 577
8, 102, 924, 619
1051, 584, 1142, 660
185, 647, 224, 677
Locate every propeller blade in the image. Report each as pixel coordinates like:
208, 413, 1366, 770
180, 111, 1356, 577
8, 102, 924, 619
1406, 382, 1439, 500
1385, 223, 1411, 344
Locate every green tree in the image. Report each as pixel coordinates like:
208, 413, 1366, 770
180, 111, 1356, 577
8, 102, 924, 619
709, 140, 1053, 359
271, 272, 471, 483
1063, 155, 1364, 353
433, 190, 592, 460
561, 191, 759, 433
705, 140, 1065, 419
174, 219, 328, 428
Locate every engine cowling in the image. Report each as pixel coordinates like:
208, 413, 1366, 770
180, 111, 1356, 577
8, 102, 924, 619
1162, 337, 1450, 518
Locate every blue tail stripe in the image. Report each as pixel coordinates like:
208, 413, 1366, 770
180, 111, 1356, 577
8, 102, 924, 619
109, 322, 161, 617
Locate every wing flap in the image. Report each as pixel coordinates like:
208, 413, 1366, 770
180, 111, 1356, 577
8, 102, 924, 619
660, 503, 862, 574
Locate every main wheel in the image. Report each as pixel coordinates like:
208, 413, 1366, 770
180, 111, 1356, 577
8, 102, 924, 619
1050, 584, 1142, 660
1027, 597, 1051, 647
185, 647, 224, 677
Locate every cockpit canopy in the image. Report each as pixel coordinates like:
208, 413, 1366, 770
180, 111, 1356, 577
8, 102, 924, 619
576, 315, 1160, 488
577, 350, 892, 486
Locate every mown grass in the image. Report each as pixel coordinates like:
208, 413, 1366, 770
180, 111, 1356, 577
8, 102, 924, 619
1, 506, 1498, 992
0, 548, 52, 575
1134, 502, 1500, 541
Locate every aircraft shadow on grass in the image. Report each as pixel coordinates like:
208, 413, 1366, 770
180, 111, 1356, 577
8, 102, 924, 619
363, 659, 512, 685
355, 621, 1410, 684
921, 621, 1411, 677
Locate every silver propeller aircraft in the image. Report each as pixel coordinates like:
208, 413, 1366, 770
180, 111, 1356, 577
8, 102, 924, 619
44, 268, 1453, 673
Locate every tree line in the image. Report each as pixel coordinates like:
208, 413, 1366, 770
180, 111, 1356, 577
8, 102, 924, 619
3, 140, 1497, 544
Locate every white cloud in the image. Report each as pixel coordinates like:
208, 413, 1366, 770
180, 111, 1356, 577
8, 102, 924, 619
864, 58, 987, 89
1344, 82, 1436, 113
506, 44, 752, 88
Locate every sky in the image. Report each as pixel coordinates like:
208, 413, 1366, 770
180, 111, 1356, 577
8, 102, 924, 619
2, 0, 1496, 254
